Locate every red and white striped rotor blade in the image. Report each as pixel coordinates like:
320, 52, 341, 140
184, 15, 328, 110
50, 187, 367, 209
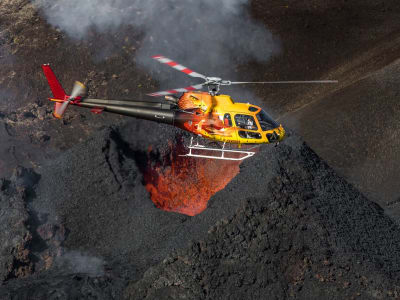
147, 84, 204, 97
152, 55, 207, 79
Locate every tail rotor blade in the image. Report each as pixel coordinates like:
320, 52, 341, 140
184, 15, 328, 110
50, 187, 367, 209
70, 81, 86, 100
55, 99, 70, 117
230, 80, 338, 84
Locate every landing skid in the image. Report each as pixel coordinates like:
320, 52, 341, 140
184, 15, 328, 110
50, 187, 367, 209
180, 137, 258, 161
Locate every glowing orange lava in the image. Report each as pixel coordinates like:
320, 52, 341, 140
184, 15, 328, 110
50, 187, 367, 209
143, 140, 242, 216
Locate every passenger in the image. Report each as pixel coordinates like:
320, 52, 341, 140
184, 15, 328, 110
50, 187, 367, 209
224, 114, 232, 127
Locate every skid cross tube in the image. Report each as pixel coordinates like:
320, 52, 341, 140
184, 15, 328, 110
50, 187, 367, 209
180, 137, 256, 161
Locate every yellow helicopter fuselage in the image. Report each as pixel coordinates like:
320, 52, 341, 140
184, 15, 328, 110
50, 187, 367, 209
176, 92, 285, 145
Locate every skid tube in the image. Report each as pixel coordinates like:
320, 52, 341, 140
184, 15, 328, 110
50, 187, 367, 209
180, 137, 257, 161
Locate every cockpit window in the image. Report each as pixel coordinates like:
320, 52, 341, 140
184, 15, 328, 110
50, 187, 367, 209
248, 106, 259, 112
256, 110, 279, 131
234, 114, 258, 131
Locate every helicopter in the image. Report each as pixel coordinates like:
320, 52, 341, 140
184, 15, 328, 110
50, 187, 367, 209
42, 56, 337, 161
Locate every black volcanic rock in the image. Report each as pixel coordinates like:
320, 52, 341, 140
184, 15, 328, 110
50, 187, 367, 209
0, 272, 126, 300
0, 167, 39, 282
125, 133, 400, 299
1, 124, 400, 299
8, 121, 246, 282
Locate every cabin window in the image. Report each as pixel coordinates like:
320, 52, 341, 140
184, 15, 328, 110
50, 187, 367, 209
256, 110, 279, 131
224, 113, 232, 127
234, 114, 258, 131
238, 131, 262, 139
248, 106, 259, 112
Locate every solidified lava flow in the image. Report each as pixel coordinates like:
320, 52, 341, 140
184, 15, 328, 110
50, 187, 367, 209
143, 139, 242, 216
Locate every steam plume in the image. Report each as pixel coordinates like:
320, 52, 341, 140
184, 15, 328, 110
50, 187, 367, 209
34, 0, 280, 87
55, 251, 105, 276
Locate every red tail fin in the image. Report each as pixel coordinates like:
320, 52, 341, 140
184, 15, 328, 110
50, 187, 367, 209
42, 64, 66, 99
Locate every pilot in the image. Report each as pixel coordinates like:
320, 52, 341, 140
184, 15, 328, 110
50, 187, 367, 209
246, 118, 254, 130
245, 118, 255, 139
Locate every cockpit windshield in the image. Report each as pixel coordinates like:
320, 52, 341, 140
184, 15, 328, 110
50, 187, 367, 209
256, 110, 279, 131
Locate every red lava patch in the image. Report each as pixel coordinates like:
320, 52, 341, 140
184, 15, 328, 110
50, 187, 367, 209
143, 141, 242, 216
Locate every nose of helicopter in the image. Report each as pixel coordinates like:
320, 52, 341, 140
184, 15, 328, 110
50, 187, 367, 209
266, 126, 286, 144
278, 125, 286, 141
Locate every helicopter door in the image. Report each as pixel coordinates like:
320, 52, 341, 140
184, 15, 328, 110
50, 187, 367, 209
233, 114, 262, 143
223, 113, 239, 143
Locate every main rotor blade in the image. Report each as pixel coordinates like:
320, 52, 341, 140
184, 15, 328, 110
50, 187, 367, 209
70, 81, 86, 99
230, 80, 338, 84
152, 55, 207, 79
147, 84, 204, 97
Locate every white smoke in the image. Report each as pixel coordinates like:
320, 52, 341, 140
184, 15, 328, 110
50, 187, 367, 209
55, 250, 105, 276
34, 0, 258, 38
34, 0, 280, 87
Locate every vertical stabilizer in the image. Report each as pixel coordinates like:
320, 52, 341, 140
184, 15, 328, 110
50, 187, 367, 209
42, 64, 66, 99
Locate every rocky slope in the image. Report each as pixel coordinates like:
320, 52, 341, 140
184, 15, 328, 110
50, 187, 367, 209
1, 125, 400, 299
283, 58, 400, 218
0, 167, 38, 282
125, 132, 400, 299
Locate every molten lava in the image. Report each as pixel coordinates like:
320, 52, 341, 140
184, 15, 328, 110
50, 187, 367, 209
143, 139, 242, 216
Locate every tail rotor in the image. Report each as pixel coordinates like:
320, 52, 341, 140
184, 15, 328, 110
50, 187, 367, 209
54, 81, 86, 118
42, 64, 87, 119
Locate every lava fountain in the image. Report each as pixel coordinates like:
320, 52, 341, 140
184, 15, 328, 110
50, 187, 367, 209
142, 138, 243, 216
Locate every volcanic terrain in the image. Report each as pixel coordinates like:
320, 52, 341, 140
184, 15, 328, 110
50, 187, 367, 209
0, 0, 400, 299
